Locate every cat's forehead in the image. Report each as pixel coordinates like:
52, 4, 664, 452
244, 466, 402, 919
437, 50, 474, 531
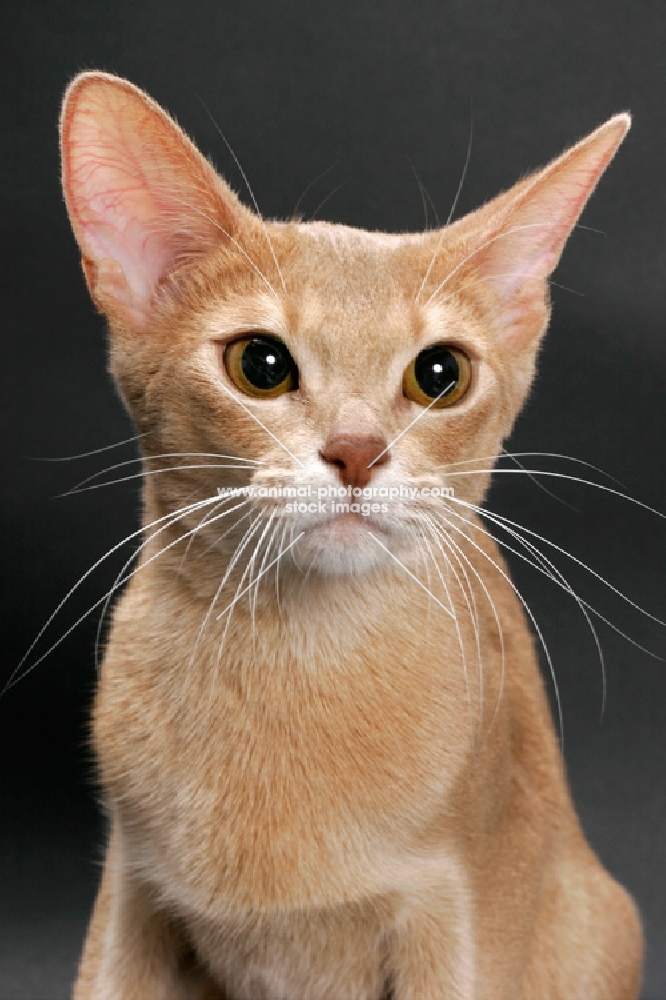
199, 218, 478, 371
276, 220, 436, 333
293, 220, 414, 253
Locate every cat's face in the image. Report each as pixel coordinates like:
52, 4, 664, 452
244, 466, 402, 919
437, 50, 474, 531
117, 220, 516, 577
60, 73, 629, 578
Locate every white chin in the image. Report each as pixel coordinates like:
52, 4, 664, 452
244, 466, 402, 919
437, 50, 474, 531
293, 513, 394, 576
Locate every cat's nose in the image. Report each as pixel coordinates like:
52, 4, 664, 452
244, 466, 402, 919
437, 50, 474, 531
319, 435, 389, 489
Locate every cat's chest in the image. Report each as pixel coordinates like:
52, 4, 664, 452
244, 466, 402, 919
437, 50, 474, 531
95, 573, 485, 913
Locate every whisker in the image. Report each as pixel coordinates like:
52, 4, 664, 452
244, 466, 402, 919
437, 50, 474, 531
196, 98, 287, 295
448, 498, 608, 713
432, 507, 564, 745
406, 156, 437, 230
4, 494, 226, 694
214, 375, 306, 469
446, 100, 474, 227
422, 517, 484, 725
424, 512, 506, 738
97, 497, 250, 670
168, 193, 282, 301
431, 451, 622, 482
215, 532, 304, 621
247, 514, 279, 660
203, 519, 269, 719
367, 379, 456, 468
440, 468, 665, 523
186, 513, 265, 695
251, 516, 279, 618
194, 506, 254, 562
30, 433, 145, 461
500, 448, 576, 509
308, 182, 346, 222
427, 267, 549, 309
414, 103, 473, 303
61, 463, 260, 496
177, 497, 237, 573
292, 161, 339, 219
483, 508, 607, 717
450, 488, 666, 625
366, 533, 454, 619
274, 520, 289, 620
446, 496, 664, 658
417, 519, 474, 735
423, 224, 550, 308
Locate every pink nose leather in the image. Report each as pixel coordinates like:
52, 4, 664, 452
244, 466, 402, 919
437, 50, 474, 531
320, 435, 389, 489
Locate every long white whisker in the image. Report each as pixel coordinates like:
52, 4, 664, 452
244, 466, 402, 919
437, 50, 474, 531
423, 223, 548, 307
500, 447, 575, 508
214, 376, 306, 469
205, 524, 267, 719
446, 102, 474, 227
445, 497, 662, 662
215, 533, 304, 621
448, 498, 608, 714
425, 512, 506, 738
194, 507, 254, 562
292, 161, 339, 219
5, 495, 237, 693
421, 517, 484, 733
274, 520, 289, 620
197, 99, 287, 294
98, 497, 250, 670
246, 514, 279, 661
367, 380, 455, 469
366, 534, 454, 619
4, 495, 221, 693
427, 267, 546, 309
451, 492, 666, 627
431, 451, 622, 482
31, 433, 145, 461
414, 106, 473, 303
168, 193, 282, 301
61, 464, 259, 496
177, 497, 238, 572
417, 520, 473, 735
65, 451, 264, 491
433, 508, 564, 745
186, 513, 265, 694
486, 510, 607, 717
441, 468, 666, 523
251, 516, 279, 621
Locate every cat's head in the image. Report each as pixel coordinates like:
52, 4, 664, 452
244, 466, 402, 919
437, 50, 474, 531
60, 73, 628, 578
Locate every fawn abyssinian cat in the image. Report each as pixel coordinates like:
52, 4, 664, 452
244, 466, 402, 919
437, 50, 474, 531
60, 72, 642, 998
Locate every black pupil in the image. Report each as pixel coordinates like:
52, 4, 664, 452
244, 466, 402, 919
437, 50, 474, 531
414, 346, 459, 399
241, 337, 294, 390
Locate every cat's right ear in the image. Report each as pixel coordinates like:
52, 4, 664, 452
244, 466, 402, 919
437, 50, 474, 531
60, 72, 250, 331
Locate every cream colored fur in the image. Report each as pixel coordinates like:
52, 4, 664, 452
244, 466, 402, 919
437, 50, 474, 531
60, 72, 642, 999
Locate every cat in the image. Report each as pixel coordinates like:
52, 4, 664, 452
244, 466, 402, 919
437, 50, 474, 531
59, 71, 643, 999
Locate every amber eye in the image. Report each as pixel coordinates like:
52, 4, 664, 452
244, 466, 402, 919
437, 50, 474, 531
224, 336, 298, 398
403, 345, 471, 408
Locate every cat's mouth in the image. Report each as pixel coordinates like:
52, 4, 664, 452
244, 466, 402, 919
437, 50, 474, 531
285, 507, 404, 577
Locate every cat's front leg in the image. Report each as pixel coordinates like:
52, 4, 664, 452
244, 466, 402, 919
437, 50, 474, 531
73, 823, 222, 1000
388, 887, 478, 1000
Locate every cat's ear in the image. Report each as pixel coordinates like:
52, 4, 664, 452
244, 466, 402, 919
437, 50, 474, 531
60, 72, 251, 330
463, 114, 630, 347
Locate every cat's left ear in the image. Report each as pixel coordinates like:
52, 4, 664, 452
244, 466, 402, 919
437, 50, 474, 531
60, 72, 254, 332
462, 114, 630, 348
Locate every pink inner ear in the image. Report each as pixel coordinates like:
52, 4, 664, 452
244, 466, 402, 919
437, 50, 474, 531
474, 115, 630, 324
61, 74, 237, 320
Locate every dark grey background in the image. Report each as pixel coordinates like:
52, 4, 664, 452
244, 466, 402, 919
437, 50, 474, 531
2, 1, 665, 997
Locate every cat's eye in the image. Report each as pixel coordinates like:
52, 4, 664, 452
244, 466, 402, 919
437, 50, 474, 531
224, 336, 298, 398
403, 344, 471, 408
